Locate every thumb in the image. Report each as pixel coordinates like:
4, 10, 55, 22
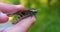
16, 16, 36, 32
5, 16, 36, 32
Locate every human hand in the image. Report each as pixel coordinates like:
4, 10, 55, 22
0, 3, 36, 32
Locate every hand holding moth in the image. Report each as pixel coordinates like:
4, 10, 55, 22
0, 3, 36, 32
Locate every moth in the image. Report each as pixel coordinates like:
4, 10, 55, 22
7, 9, 37, 24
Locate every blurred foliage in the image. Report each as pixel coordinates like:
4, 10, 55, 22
0, 0, 60, 32
4, 0, 20, 4
0, 0, 4, 2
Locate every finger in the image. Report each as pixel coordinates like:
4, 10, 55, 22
16, 16, 36, 32
0, 12, 9, 23
0, 3, 25, 14
5, 16, 36, 32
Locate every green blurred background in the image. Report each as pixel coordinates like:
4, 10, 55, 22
0, 0, 60, 32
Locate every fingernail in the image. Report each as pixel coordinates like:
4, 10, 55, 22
31, 16, 36, 22
27, 16, 36, 22
15, 5, 25, 10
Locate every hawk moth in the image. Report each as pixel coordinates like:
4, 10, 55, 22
7, 9, 37, 24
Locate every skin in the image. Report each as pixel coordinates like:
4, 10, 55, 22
0, 3, 36, 32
